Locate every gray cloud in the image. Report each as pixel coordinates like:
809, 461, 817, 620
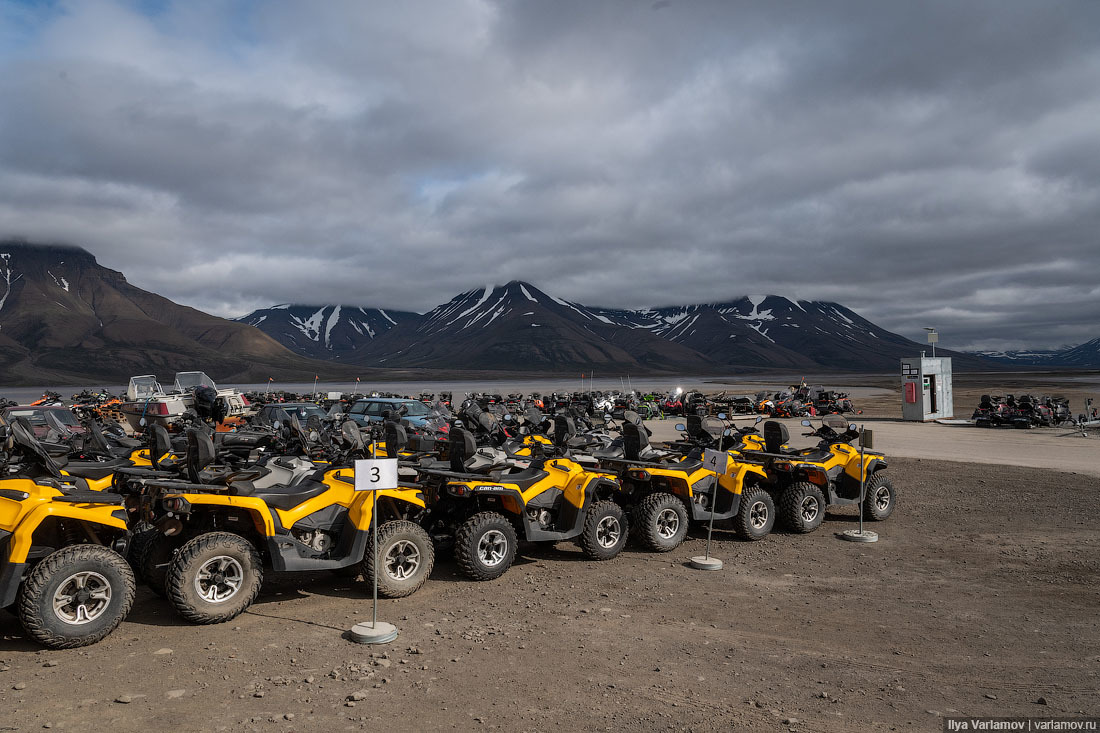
0, 0, 1098, 351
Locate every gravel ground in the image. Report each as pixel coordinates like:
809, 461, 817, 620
2, 457, 1098, 732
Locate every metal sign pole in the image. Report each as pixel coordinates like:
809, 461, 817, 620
349, 436, 399, 644
859, 433, 865, 534
690, 450, 726, 570
371, 482, 378, 629
838, 424, 878, 543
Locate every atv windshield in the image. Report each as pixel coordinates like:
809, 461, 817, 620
5, 408, 80, 427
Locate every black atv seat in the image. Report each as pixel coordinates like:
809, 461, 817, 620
229, 479, 331, 511
218, 432, 268, 448
62, 458, 131, 481
449, 428, 477, 472
790, 449, 834, 463
622, 421, 650, 461
763, 421, 790, 454
496, 467, 549, 491
590, 444, 624, 460
384, 421, 408, 458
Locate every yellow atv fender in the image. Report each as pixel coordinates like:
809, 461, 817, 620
0, 480, 128, 607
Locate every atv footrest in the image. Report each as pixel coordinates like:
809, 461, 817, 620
54, 491, 124, 503
141, 480, 230, 493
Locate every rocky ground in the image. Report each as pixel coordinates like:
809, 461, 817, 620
1, 458, 1097, 732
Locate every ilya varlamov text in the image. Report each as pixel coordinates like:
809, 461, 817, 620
946, 720, 1098, 732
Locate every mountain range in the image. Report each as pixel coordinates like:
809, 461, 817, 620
238, 281, 992, 372
975, 339, 1100, 368
2, 241, 1095, 386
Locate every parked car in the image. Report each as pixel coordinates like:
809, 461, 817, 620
346, 398, 435, 428
0, 405, 85, 438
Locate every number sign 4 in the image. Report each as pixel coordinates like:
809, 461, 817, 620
702, 449, 729, 476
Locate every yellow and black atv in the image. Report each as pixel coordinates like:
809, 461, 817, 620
757, 417, 895, 533
415, 418, 628, 581
0, 417, 135, 648
121, 420, 433, 625
597, 420, 774, 550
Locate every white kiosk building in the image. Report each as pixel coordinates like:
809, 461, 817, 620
901, 356, 954, 421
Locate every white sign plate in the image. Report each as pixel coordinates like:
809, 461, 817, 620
702, 449, 729, 475
354, 459, 398, 491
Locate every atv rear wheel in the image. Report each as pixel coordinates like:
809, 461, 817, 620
18, 545, 136, 649
633, 492, 689, 552
165, 532, 262, 624
126, 522, 156, 574
862, 473, 896, 521
779, 482, 826, 534
454, 512, 517, 581
733, 486, 775, 541
139, 532, 184, 597
363, 520, 435, 597
579, 501, 628, 560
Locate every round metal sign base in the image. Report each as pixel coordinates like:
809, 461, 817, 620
836, 529, 879, 543
348, 621, 399, 644
689, 555, 724, 571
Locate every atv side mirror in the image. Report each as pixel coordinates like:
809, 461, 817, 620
674, 423, 685, 431
139, 418, 147, 427
723, 428, 733, 437
801, 419, 812, 427
849, 423, 858, 432
859, 429, 874, 449
309, 430, 320, 442
754, 416, 763, 424
717, 413, 727, 420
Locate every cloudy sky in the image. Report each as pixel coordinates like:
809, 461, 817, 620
1, 0, 1098, 351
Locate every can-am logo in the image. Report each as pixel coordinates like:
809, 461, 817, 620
475, 485, 509, 492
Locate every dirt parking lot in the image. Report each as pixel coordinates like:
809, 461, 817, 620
2, 372, 1097, 731
2, 454, 1097, 732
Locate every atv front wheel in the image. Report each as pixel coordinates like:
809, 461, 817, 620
579, 501, 628, 560
733, 487, 775, 541
454, 512, 517, 581
633, 492, 689, 552
779, 482, 826, 534
18, 545, 136, 649
862, 474, 896, 521
363, 520, 435, 597
165, 532, 262, 624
